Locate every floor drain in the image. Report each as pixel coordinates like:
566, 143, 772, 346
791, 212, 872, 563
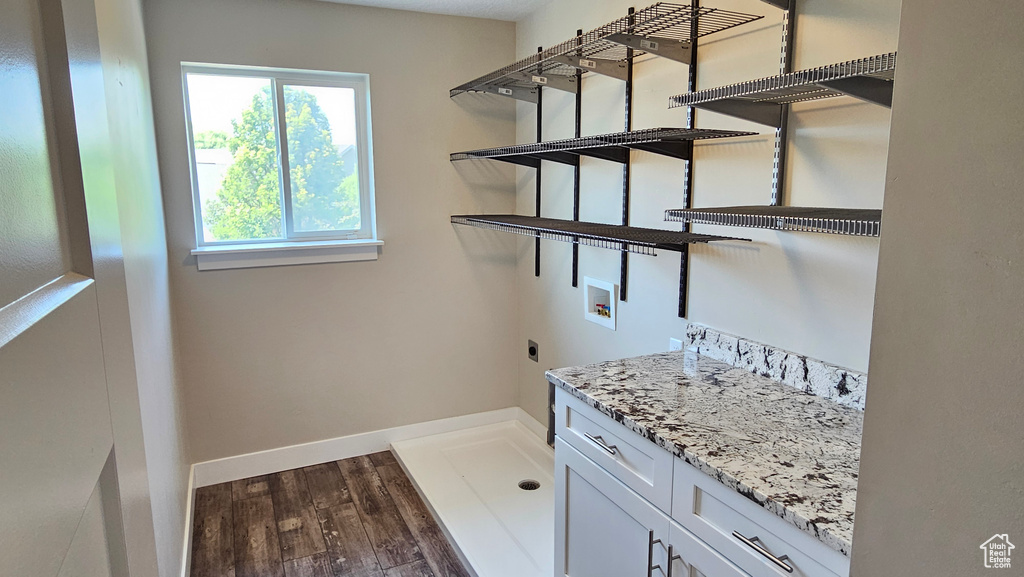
518, 479, 541, 491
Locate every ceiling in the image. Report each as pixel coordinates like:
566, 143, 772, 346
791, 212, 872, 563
316, 0, 551, 21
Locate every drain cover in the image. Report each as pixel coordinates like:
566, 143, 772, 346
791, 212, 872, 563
518, 479, 541, 491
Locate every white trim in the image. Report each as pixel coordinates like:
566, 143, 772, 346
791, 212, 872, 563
192, 407, 525, 487
178, 465, 196, 577
0, 273, 93, 348
191, 239, 383, 271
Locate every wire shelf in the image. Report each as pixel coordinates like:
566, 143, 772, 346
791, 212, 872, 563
451, 3, 763, 99
669, 53, 897, 124
451, 127, 757, 165
452, 214, 748, 255
664, 206, 882, 236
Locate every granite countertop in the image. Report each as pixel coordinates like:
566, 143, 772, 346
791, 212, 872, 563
546, 350, 863, 557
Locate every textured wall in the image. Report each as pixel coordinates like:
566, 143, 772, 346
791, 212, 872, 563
144, 0, 519, 462
852, 0, 1024, 574
513, 0, 899, 424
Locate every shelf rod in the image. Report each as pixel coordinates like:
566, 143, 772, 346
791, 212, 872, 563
620, 6, 635, 303
679, 0, 700, 318
771, 0, 796, 206
572, 29, 583, 289
535, 45, 543, 278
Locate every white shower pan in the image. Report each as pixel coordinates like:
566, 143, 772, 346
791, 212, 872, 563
391, 419, 555, 577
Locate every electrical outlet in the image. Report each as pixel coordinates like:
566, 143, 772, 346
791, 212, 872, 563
669, 338, 683, 352
528, 340, 539, 362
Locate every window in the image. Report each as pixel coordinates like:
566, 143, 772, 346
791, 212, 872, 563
182, 64, 380, 270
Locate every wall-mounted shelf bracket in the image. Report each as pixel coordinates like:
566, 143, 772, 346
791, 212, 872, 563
690, 100, 783, 127
552, 55, 629, 81
758, 0, 790, 9
817, 76, 893, 107
475, 84, 538, 103
665, 206, 881, 236
669, 53, 897, 127
449, 3, 763, 102
606, 34, 693, 65
511, 71, 578, 93
450, 128, 751, 167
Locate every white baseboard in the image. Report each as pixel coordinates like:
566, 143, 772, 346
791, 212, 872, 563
178, 465, 196, 577
192, 407, 537, 488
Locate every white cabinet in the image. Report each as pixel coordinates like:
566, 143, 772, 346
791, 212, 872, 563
553, 388, 850, 577
555, 438, 671, 577
555, 438, 749, 577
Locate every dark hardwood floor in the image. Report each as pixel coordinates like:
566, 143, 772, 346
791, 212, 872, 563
190, 451, 471, 577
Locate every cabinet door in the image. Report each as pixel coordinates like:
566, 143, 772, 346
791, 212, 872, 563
555, 438, 671, 577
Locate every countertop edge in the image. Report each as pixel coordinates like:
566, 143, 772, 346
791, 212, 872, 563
546, 371, 854, 558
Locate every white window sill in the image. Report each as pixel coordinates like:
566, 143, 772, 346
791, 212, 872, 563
190, 239, 383, 271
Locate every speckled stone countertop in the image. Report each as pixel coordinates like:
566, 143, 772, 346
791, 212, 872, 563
546, 350, 863, 557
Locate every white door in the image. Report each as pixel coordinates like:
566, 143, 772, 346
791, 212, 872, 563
555, 438, 671, 577
0, 0, 127, 574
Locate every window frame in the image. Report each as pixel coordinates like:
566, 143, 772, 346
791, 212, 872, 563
181, 63, 378, 251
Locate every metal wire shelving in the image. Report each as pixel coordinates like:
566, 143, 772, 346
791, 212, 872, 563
450, 3, 763, 101
450, 127, 757, 166
669, 53, 897, 126
451, 215, 748, 256
664, 206, 882, 237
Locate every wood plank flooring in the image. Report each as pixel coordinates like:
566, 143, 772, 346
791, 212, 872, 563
191, 452, 471, 577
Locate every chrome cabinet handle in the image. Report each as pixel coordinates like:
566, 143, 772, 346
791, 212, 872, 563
584, 432, 618, 455
647, 530, 663, 577
666, 545, 681, 577
732, 531, 794, 573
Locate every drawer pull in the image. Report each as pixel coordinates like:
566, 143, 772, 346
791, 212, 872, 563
647, 530, 663, 577
666, 545, 682, 577
732, 531, 794, 573
584, 432, 618, 455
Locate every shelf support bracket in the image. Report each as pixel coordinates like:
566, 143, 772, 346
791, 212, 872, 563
606, 34, 692, 66
759, 0, 790, 9
692, 100, 783, 127
817, 77, 894, 107
474, 84, 538, 103
487, 155, 541, 169
552, 55, 629, 81
510, 72, 578, 94
623, 141, 693, 161
533, 151, 581, 166
575, 147, 629, 164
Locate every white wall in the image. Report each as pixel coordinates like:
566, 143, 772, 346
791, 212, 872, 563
144, 0, 520, 463
91, 0, 193, 574
851, 0, 1024, 574
514, 0, 899, 423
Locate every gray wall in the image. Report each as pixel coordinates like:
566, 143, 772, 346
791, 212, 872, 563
144, 0, 520, 463
513, 0, 899, 424
851, 0, 1024, 574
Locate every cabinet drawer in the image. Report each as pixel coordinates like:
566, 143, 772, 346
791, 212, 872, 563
555, 389, 674, 511
669, 521, 749, 577
672, 460, 850, 577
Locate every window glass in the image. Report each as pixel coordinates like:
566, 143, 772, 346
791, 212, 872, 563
283, 85, 361, 233
186, 73, 283, 242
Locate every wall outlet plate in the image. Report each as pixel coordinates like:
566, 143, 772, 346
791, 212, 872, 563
669, 338, 683, 352
583, 277, 616, 330
528, 340, 539, 362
